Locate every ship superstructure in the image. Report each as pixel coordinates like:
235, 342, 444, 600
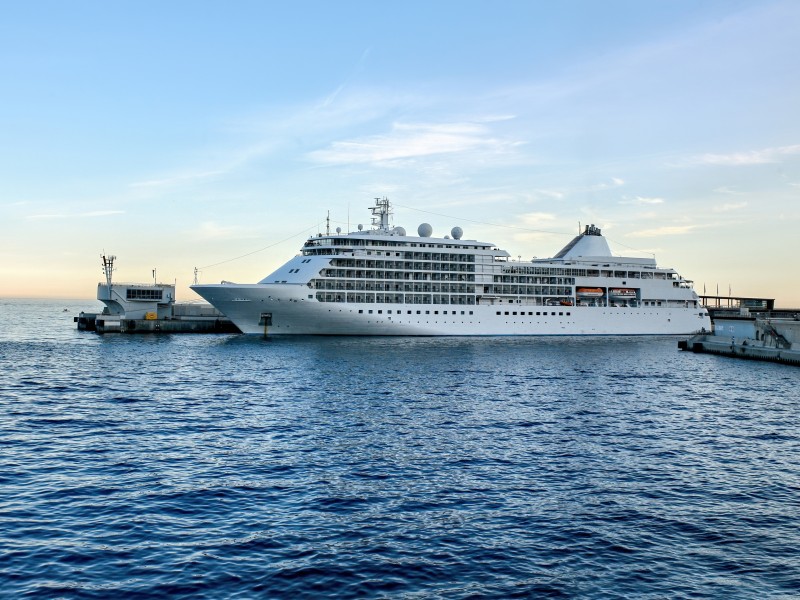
191, 198, 710, 335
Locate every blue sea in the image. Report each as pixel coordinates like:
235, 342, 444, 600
1, 299, 799, 599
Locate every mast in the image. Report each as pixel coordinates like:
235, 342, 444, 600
102, 254, 115, 288
370, 197, 392, 231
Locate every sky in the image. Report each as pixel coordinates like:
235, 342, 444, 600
2, 0, 799, 305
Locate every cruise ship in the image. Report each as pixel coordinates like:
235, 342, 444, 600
191, 198, 711, 335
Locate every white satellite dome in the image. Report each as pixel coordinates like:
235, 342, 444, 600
451, 226, 463, 240
418, 223, 433, 237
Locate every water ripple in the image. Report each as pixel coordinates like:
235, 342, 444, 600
0, 300, 799, 598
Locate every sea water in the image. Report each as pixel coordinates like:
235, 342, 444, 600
1, 299, 798, 598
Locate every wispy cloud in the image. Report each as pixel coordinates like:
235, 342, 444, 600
621, 195, 664, 205
319, 48, 372, 109
26, 210, 125, 220
629, 224, 700, 237
131, 169, 226, 189
193, 221, 255, 240
693, 144, 800, 166
308, 121, 518, 165
519, 212, 557, 226
713, 201, 747, 212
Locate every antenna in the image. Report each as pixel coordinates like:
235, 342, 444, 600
326, 211, 330, 236
101, 254, 116, 288
193, 267, 199, 285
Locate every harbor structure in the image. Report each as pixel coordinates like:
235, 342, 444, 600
679, 312, 800, 366
75, 255, 239, 334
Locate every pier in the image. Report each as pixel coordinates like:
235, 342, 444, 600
76, 303, 240, 334
680, 295, 800, 366
75, 254, 240, 334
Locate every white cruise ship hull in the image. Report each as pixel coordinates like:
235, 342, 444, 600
192, 283, 710, 336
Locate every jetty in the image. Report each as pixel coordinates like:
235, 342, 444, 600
75, 255, 240, 334
680, 295, 800, 366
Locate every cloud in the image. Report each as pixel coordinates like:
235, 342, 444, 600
519, 212, 557, 226
629, 224, 699, 237
713, 186, 744, 195
131, 169, 226, 188
308, 121, 517, 165
694, 144, 800, 166
590, 178, 625, 191
194, 221, 253, 240
621, 196, 664, 205
713, 201, 747, 213
26, 210, 124, 220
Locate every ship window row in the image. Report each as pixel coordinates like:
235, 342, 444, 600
126, 288, 163, 300
316, 292, 476, 305
315, 280, 474, 293
321, 270, 476, 282
326, 263, 475, 273
506, 266, 675, 280
584, 269, 670, 280
358, 309, 475, 315
484, 296, 574, 306
494, 276, 575, 285
486, 285, 573, 296
505, 266, 588, 277
496, 311, 571, 317
330, 255, 475, 267
304, 238, 485, 250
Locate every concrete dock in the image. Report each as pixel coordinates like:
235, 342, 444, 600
679, 315, 800, 366
76, 255, 240, 334
76, 303, 240, 334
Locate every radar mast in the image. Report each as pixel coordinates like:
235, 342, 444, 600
370, 197, 392, 231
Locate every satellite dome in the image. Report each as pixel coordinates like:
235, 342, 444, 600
394, 226, 406, 236
451, 226, 463, 240
418, 223, 433, 237
336, 227, 341, 234
358, 224, 363, 231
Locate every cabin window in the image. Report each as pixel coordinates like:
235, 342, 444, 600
126, 288, 163, 300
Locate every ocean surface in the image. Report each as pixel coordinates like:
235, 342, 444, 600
1, 298, 799, 599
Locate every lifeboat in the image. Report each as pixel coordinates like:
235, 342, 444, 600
609, 288, 637, 298
576, 287, 604, 298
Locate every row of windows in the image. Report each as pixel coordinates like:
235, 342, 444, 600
316, 293, 477, 305
126, 289, 163, 300
484, 265, 676, 280
320, 271, 476, 281
494, 276, 576, 285
315, 281, 474, 293
330, 254, 476, 265
498, 310, 572, 316
358, 309, 476, 315
503, 266, 587, 276
304, 237, 487, 250
486, 286, 574, 296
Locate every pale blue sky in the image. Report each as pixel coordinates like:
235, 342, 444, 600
2, 1, 799, 304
